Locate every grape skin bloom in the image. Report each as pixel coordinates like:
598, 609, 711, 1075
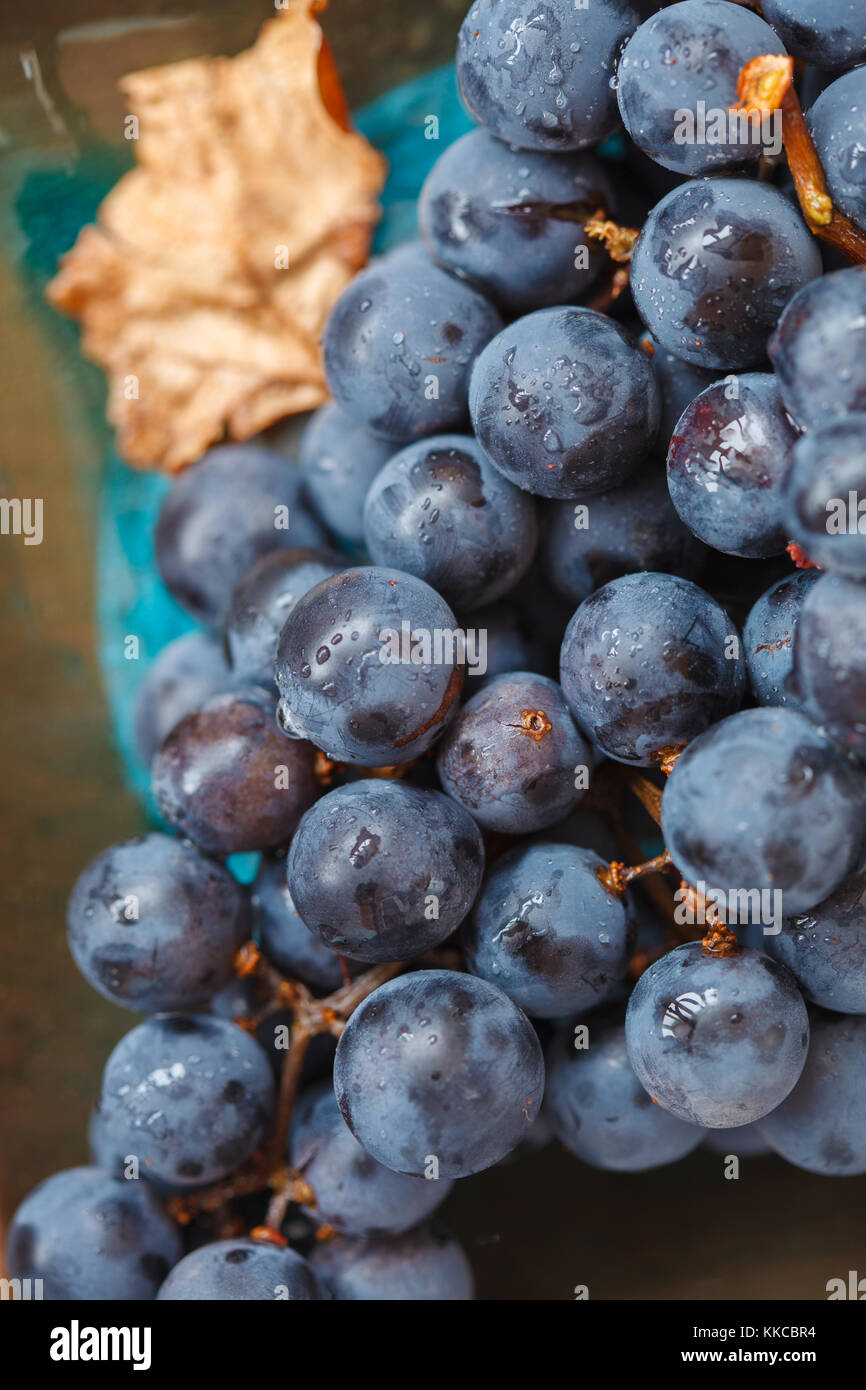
157, 1239, 325, 1301
155, 444, 326, 626
469, 307, 661, 500
758, 1011, 866, 1176
662, 707, 866, 916
625, 943, 809, 1127
666, 374, 797, 559
333, 969, 545, 1178
631, 178, 823, 371
363, 434, 539, 611
289, 1082, 454, 1237
462, 842, 633, 1018
97, 1014, 275, 1190
617, 0, 786, 176
456, 0, 639, 153
436, 671, 592, 834
767, 864, 866, 1015
66, 832, 247, 1013
547, 1010, 704, 1170
274, 566, 465, 765
312, 1224, 474, 1301
418, 126, 614, 315
322, 243, 502, 440
6, 1167, 182, 1301
286, 780, 485, 963
559, 571, 745, 766
768, 267, 866, 428
743, 570, 820, 710
543, 466, 706, 607
782, 415, 866, 579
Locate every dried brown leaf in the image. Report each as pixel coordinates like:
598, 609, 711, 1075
47, 1, 386, 472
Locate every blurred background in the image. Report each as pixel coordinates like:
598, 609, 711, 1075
1, 0, 865, 1300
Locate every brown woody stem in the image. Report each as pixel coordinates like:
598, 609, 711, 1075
787, 540, 821, 570
733, 54, 866, 262
702, 921, 741, 958
169, 956, 417, 1228
598, 850, 673, 897
584, 211, 640, 263
623, 770, 665, 826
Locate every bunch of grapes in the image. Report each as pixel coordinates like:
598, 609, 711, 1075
8, 0, 866, 1301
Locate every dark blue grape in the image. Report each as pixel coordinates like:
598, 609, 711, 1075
631, 178, 822, 370
152, 684, 318, 854
157, 1239, 325, 1300
768, 267, 866, 428
286, 780, 484, 963
274, 566, 464, 765
6, 1167, 181, 1300
808, 67, 866, 233
767, 864, 866, 1014
792, 572, 866, 762
461, 842, 632, 1017
625, 942, 809, 1126
134, 630, 229, 766
764, 0, 866, 72
456, 0, 638, 152
66, 832, 247, 1013
333, 969, 545, 1177
546, 1010, 703, 1169
758, 1010, 866, 1174
543, 465, 706, 607
497, 1111, 554, 1167
312, 1224, 474, 1300
322, 243, 502, 440
667, 373, 797, 558
782, 415, 866, 578
251, 853, 360, 994
289, 1082, 453, 1237
702, 1123, 772, 1158
86, 1106, 177, 1196
641, 333, 718, 451
617, 0, 785, 175
435, 672, 592, 834
363, 434, 538, 610
97, 1014, 274, 1189
418, 127, 614, 315
299, 402, 406, 546
469, 307, 660, 499
155, 444, 326, 626
743, 569, 821, 708
662, 707, 866, 915
560, 572, 745, 766
223, 548, 342, 681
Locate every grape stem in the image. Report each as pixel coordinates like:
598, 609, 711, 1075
598, 849, 673, 897
583, 212, 639, 313
676, 880, 742, 957
170, 950, 454, 1233
653, 746, 683, 777
584, 766, 681, 925
732, 54, 866, 263
787, 540, 820, 570
586, 265, 631, 313
584, 211, 640, 263
702, 923, 741, 957
622, 768, 665, 826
